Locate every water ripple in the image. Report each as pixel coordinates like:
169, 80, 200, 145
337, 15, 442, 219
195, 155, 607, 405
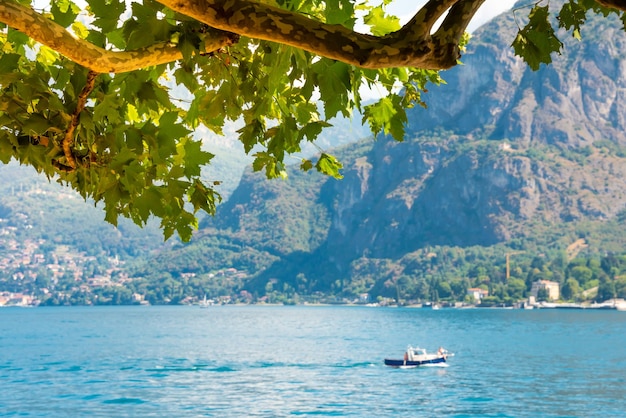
1, 306, 625, 417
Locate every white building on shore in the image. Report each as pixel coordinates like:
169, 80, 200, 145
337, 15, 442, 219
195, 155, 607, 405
531, 280, 560, 301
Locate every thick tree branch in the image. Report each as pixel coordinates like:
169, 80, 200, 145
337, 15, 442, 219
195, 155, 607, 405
434, 0, 487, 43
1, 1, 622, 73
399, 0, 461, 40
0, 2, 237, 73
0, 0, 486, 70
596, 0, 626, 11
431, 0, 486, 63
158, 0, 484, 69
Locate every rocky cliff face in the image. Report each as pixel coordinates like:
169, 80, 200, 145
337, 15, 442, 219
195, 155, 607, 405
416, 5, 626, 149
194, 3, 626, 283
316, 3, 626, 268
322, 138, 626, 266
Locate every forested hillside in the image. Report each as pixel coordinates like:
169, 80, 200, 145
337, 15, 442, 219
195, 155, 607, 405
4, 2, 626, 306
127, 2, 626, 305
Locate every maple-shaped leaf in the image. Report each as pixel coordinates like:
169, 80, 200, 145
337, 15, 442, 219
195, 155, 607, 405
189, 179, 219, 214
363, 96, 406, 141
181, 139, 213, 178
558, 1, 587, 40
50, 0, 80, 28
364, 5, 401, 36
315, 153, 343, 179
314, 60, 351, 119
512, 5, 563, 71
86, 0, 126, 33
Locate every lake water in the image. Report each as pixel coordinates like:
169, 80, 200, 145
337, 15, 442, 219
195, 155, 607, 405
1, 306, 625, 417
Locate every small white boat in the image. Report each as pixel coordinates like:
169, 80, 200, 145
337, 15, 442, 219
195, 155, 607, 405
384, 345, 452, 367
199, 295, 213, 308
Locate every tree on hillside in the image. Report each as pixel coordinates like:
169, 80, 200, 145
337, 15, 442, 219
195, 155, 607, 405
0, 0, 624, 240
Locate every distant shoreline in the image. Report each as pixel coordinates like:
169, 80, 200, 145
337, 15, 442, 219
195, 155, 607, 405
3, 300, 626, 310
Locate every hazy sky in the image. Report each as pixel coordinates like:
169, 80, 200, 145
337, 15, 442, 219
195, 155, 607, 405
389, 0, 519, 32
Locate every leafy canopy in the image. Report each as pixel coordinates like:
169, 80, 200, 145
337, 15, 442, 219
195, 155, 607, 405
0, 0, 624, 241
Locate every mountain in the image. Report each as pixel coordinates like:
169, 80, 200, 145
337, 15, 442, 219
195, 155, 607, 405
0, 162, 165, 258
133, 2, 626, 296
415, 4, 626, 148
198, 108, 370, 199
5, 2, 626, 305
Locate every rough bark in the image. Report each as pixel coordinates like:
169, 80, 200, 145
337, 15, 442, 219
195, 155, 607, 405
62, 71, 98, 169
0, 2, 237, 73
1, 0, 487, 72
160, 0, 486, 69
596, 0, 626, 10
2, 1, 623, 73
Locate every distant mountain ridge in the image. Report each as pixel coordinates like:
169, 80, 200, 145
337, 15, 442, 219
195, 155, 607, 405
4, 2, 626, 302
142, 2, 626, 292
416, 2, 626, 148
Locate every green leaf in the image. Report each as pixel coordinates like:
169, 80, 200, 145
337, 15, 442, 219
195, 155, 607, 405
174, 65, 200, 92
7, 29, 30, 48
109, 147, 139, 173
0, 132, 16, 163
363, 96, 406, 141
294, 101, 318, 125
93, 94, 123, 124
181, 139, 213, 178
157, 112, 190, 160
23, 114, 52, 136
104, 206, 120, 227
363, 5, 401, 36
300, 159, 314, 172
238, 118, 265, 154
558, 1, 587, 40
315, 153, 343, 179
178, 37, 198, 61
252, 151, 287, 179
324, 0, 355, 26
189, 179, 219, 214
314, 60, 351, 119
579, 0, 612, 16
173, 211, 197, 242
71, 21, 90, 39
86, 0, 126, 33
129, 189, 158, 225
125, 25, 158, 50
37, 46, 58, 66
50, 0, 79, 28
512, 5, 563, 71
0, 54, 21, 75
105, 28, 127, 49
299, 121, 332, 143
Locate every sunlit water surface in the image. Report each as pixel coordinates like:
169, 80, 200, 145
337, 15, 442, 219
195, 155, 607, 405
1, 306, 625, 417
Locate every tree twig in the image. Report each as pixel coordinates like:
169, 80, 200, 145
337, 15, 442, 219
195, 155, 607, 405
62, 71, 98, 169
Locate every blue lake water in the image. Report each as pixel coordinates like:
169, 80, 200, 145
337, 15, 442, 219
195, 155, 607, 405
1, 306, 625, 417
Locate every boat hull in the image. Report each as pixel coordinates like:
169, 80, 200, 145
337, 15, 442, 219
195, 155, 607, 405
384, 357, 446, 367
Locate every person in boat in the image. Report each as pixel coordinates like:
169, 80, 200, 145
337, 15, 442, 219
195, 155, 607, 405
438, 346, 447, 359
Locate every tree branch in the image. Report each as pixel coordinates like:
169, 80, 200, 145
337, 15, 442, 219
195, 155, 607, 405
1, 0, 487, 71
0, 2, 238, 73
431, 0, 487, 64
62, 70, 98, 169
157, 0, 483, 69
435, 0, 487, 42
595, 0, 626, 11
399, 0, 461, 39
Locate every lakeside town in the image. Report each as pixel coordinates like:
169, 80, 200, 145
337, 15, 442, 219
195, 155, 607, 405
2, 191, 626, 310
